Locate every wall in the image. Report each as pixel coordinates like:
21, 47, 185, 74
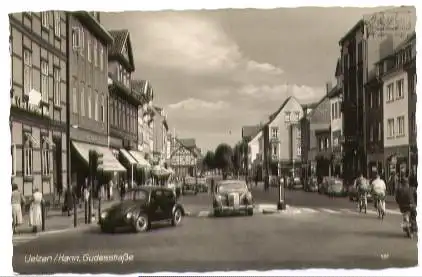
330, 95, 343, 152
309, 97, 331, 153
248, 131, 262, 165
383, 70, 409, 148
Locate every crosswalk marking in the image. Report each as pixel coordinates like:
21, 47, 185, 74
12, 234, 38, 246
300, 208, 319, 213
319, 208, 341, 214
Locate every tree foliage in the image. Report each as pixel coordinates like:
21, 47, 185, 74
214, 143, 234, 179
202, 150, 215, 170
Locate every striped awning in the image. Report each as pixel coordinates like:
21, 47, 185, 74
119, 149, 137, 165
129, 150, 151, 168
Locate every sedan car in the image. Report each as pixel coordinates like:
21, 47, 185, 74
99, 186, 185, 233
213, 180, 254, 216
304, 177, 318, 192
326, 177, 347, 197
288, 176, 303, 190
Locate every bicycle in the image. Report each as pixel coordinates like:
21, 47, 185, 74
374, 194, 386, 220
358, 191, 367, 214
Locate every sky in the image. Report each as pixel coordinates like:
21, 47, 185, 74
101, 7, 388, 152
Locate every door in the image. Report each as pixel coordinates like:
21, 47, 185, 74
53, 137, 63, 198
150, 189, 165, 220
162, 189, 176, 219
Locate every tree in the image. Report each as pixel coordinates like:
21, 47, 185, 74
232, 142, 243, 177
214, 143, 234, 179
202, 150, 215, 172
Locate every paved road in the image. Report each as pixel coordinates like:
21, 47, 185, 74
13, 207, 416, 274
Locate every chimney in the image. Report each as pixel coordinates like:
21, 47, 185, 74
326, 82, 332, 94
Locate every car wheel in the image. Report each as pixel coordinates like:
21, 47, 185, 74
171, 208, 183, 226
100, 224, 114, 233
134, 214, 150, 233
247, 208, 253, 216
214, 209, 221, 217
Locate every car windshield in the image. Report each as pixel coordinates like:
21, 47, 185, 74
123, 189, 149, 201
218, 182, 247, 193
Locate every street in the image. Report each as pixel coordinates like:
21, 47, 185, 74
13, 190, 416, 274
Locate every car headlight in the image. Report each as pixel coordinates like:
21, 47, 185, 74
126, 212, 132, 220
101, 211, 108, 219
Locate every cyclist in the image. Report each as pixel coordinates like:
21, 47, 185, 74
371, 172, 387, 217
355, 172, 370, 211
396, 177, 417, 233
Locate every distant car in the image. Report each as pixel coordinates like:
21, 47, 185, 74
304, 177, 318, 192
326, 177, 347, 197
182, 177, 198, 195
288, 176, 303, 190
196, 178, 208, 193
99, 187, 185, 233
213, 180, 254, 217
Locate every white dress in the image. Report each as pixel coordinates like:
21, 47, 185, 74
29, 191, 43, 227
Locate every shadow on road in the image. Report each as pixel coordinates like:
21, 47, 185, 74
351, 230, 415, 240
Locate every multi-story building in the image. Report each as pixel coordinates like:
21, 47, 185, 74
300, 102, 318, 180
107, 29, 143, 179
152, 106, 169, 163
338, 7, 415, 181
133, 79, 154, 157
263, 96, 303, 178
68, 12, 126, 189
241, 125, 261, 177
379, 33, 416, 179
307, 85, 332, 178
328, 60, 344, 176
10, 11, 68, 199
247, 129, 263, 181
170, 138, 200, 177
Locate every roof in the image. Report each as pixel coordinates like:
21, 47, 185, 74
108, 29, 135, 71
335, 58, 342, 77
327, 86, 342, 99
179, 138, 196, 149
266, 96, 297, 125
241, 125, 261, 140
338, 19, 364, 46
301, 102, 319, 110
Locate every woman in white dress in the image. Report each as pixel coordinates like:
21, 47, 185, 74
29, 188, 44, 233
11, 183, 25, 234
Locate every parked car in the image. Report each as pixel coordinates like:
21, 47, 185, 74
213, 180, 254, 217
318, 177, 329, 194
182, 177, 198, 195
288, 176, 303, 190
196, 177, 208, 193
98, 186, 185, 233
326, 177, 347, 197
304, 177, 318, 192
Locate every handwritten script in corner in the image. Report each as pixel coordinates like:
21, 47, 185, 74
363, 10, 413, 39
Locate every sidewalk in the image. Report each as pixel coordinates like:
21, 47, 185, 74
14, 200, 119, 236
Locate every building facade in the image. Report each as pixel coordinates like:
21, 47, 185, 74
170, 138, 199, 177
68, 12, 126, 190
152, 106, 169, 163
133, 80, 154, 158
380, 33, 416, 179
10, 11, 68, 199
263, 96, 303, 178
247, 130, 263, 181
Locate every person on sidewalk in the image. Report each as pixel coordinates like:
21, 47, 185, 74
63, 187, 73, 216
11, 183, 25, 234
29, 188, 44, 233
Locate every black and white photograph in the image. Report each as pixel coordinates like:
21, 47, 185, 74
4, 2, 419, 275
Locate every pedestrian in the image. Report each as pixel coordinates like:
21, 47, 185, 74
388, 172, 398, 196
29, 188, 43, 233
11, 183, 25, 234
63, 186, 73, 216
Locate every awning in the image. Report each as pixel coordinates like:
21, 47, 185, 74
119, 149, 137, 165
72, 141, 126, 172
129, 150, 151, 168
151, 165, 170, 176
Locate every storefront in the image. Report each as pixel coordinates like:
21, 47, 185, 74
384, 145, 410, 180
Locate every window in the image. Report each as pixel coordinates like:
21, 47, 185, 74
378, 122, 382, 141
87, 39, 92, 62
396, 79, 404, 99
387, 118, 395, 138
412, 74, 417, 94
331, 103, 335, 119
87, 87, 92, 118
41, 12, 49, 29
11, 144, 16, 177
93, 40, 98, 67
293, 112, 300, 122
41, 60, 49, 103
297, 126, 301, 139
54, 11, 61, 37
297, 146, 301, 157
271, 127, 278, 138
369, 91, 373, 108
53, 68, 61, 106
325, 138, 329, 149
333, 138, 339, 147
23, 49, 32, 94
94, 90, 98, 121
272, 145, 277, 156
72, 27, 83, 52
319, 138, 324, 150
100, 95, 105, 122
99, 45, 104, 70
387, 83, 394, 101
369, 124, 374, 142
80, 85, 85, 116
23, 134, 33, 177
284, 112, 291, 123
378, 88, 382, 106
72, 86, 77, 113
397, 116, 405, 136
41, 137, 50, 175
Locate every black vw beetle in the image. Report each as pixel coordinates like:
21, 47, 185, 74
99, 186, 185, 233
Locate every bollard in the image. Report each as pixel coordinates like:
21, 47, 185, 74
41, 201, 46, 232
277, 181, 286, 210
84, 200, 88, 224
73, 198, 77, 227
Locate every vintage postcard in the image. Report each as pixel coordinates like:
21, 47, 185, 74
8, 5, 417, 275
